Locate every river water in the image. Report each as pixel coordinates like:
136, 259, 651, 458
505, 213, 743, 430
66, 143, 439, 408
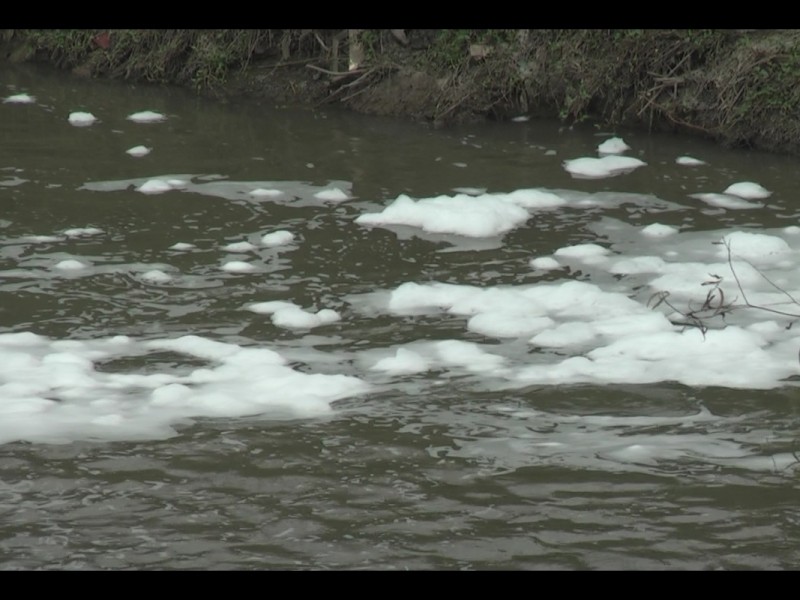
1, 62, 799, 570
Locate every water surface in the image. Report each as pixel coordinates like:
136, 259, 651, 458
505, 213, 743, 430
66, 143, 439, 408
1, 62, 799, 570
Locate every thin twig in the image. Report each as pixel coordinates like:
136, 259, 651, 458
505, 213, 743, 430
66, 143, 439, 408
723, 239, 800, 318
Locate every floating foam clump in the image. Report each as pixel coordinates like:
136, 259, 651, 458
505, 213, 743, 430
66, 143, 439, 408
68, 112, 97, 126
222, 261, 257, 273
529, 256, 561, 270
245, 300, 340, 330
169, 242, 196, 251
723, 181, 772, 199
127, 110, 167, 123
137, 179, 187, 194
563, 155, 646, 179
126, 146, 152, 157
356, 193, 531, 238
250, 188, 283, 198
223, 241, 258, 253
3, 93, 35, 104
140, 269, 172, 284
717, 231, 791, 265
641, 223, 679, 237
0, 332, 370, 444
314, 187, 350, 201
54, 259, 87, 270
261, 231, 295, 247
371, 348, 430, 374
597, 137, 630, 154
676, 156, 706, 166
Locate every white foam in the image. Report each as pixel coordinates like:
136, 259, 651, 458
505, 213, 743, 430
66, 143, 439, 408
261, 231, 295, 247
68, 112, 97, 126
127, 110, 167, 123
563, 155, 646, 179
169, 242, 196, 251
432, 340, 505, 373
676, 156, 706, 166
529, 256, 561, 270
0, 333, 370, 444
245, 301, 340, 330
554, 243, 610, 262
137, 179, 175, 194
717, 231, 790, 265
223, 241, 258, 253
126, 145, 152, 157
370, 348, 430, 374
54, 259, 88, 270
63, 227, 103, 237
246, 301, 298, 315
356, 193, 531, 238
597, 137, 630, 154
314, 187, 350, 201
275, 308, 336, 330
468, 313, 554, 338
3, 93, 36, 104
250, 188, 284, 198
140, 269, 172, 284
222, 261, 257, 273
641, 223, 678, 237
724, 181, 772, 199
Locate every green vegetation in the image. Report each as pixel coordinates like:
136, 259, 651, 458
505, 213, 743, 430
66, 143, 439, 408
18, 29, 274, 92
5, 29, 800, 155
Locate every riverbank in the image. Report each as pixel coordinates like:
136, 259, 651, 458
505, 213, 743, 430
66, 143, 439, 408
4, 29, 800, 155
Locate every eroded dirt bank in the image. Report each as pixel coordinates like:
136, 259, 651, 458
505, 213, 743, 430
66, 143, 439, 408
4, 29, 800, 155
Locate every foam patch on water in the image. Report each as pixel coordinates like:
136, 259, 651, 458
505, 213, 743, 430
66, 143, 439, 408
169, 242, 196, 251
356, 193, 529, 237
563, 155, 647, 179
54, 259, 89, 271
723, 181, 772, 199
222, 260, 258, 273
63, 227, 103, 237
0, 332, 369, 444
137, 179, 185, 194
641, 223, 679, 237
346, 218, 800, 390
140, 269, 173, 284
529, 256, 561, 271
313, 187, 350, 201
597, 137, 630, 155
3, 93, 36, 104
223, 241, 258, 253
80, 176, 354, 208
250, 188, 284, 198
676, 156, 706, 166
261, 231, 295, 247
245, 301, 341, 330
68, 112, 97, 126
355, 189, 568, 238
126, 145, 152, 157
127, 110, 167, 123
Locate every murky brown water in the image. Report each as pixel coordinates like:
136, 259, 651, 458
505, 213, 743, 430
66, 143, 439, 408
1, 62, 799, 570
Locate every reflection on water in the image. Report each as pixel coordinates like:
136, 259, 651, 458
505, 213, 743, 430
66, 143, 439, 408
1, 62, 800, 570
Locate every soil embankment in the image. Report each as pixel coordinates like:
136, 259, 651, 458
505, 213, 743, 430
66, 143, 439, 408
3, 29, 800, 155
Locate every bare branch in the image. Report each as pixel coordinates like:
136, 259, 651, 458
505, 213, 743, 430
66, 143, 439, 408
648, 238, 800, 340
